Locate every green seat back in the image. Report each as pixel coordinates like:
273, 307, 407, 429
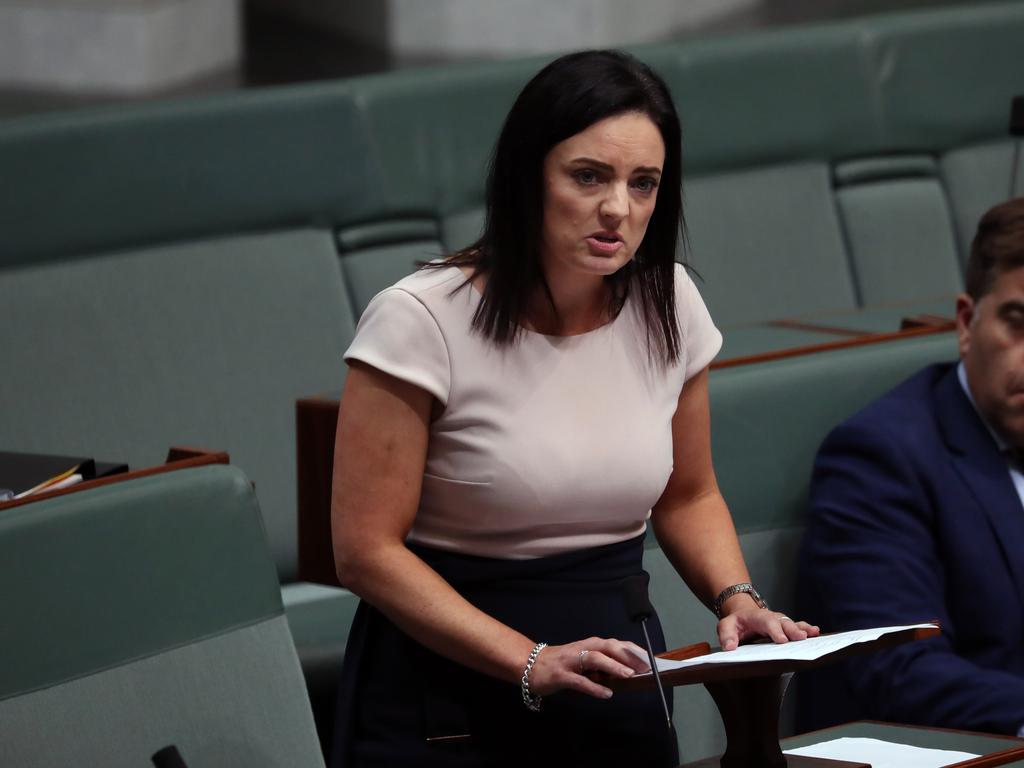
0, 465, 324, 767
0, 230, 352, 579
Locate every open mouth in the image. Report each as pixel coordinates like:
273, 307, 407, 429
586, 235, 624, 256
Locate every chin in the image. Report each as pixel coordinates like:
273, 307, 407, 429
996, 413, 1024, 448
579, 254, 632, 275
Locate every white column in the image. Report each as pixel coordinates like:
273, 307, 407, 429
253, 0, 761, 60
0, 0, 241, 93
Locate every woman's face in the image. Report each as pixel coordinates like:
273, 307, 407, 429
539, 111, 665, 280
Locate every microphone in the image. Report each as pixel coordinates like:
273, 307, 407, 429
1010, 95, 1023, 199
152, 746, 189, 768
623, 573, 672, 730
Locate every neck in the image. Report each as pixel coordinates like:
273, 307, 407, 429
526, 266, 610, 336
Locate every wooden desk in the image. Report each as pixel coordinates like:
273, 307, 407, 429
773, 721, 1024, 768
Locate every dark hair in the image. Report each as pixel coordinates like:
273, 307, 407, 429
437, 49, 685, 365
966, 197, 1024, 300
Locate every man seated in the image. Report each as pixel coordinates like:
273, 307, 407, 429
797, 198, 1024, 735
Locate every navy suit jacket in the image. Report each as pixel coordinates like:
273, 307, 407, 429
796, 362, 1024, 734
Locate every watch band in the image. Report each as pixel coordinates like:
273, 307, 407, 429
713, 582, 769, 618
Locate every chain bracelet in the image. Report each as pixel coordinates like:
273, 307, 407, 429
520, 642, 547, 712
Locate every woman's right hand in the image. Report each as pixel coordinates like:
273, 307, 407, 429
528, 637, 652, 699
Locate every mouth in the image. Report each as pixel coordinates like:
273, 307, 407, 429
585, 232, 624, 255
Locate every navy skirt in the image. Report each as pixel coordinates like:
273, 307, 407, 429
330, 534, 679, 767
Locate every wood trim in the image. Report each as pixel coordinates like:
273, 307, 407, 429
661, 641, 711, 661
0, 448, 229, 512
767, 319, 871, 338
296, 396, 343, 586
711, 324, 955, 370
933, 744, 1024, 768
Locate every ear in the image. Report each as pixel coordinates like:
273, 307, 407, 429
956, 293, 975, 358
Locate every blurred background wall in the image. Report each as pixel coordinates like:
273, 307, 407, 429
0, 0, 999, 118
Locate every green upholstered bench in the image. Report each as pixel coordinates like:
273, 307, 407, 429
0, 464, 324, 767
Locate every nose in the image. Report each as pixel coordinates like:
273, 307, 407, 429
599, 182, 629, 223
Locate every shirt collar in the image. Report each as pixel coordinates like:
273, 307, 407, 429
957, 360, 1009, 452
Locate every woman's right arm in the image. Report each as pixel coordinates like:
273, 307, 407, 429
331, 361, 645, 698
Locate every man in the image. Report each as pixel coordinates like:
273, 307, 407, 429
797, 198, 1024, 735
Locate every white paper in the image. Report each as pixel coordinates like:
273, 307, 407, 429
641, 622, 937, 674
783, 736, 978, 768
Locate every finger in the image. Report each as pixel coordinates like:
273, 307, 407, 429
600, 640, 651, 672
718, 618, 739, 651
795, 621, 821, 637
566, 674, 614, 700
764, 618, 790, 644
780, 618, 808, 641
582, 650, 636, 678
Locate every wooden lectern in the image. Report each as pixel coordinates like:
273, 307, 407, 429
607, 625, 953, 768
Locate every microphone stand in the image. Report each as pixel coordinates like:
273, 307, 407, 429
623, 573, 673, 730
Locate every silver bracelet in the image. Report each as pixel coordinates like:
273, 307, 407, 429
520, 642, 547, 712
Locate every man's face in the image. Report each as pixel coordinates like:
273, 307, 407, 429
958, 265, 1024, 448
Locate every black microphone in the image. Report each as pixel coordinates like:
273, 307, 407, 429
1009, 95, 1023, 199
152, 745, 189, 768
623, 573, 672, 730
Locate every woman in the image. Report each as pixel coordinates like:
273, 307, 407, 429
330, 50, 817, 767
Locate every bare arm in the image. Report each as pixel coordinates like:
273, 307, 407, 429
331, 361, 647, 697
651, 368, 818, 649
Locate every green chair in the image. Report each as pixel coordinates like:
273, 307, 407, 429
0, 465, 325, 768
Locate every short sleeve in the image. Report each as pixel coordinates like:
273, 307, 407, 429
676, 264, 722, 379
343, 288, 451, 405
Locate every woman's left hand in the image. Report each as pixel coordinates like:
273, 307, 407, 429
717, 607, 820, 651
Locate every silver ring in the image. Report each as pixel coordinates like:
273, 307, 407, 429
578, 649, 590, 674
778, 615, 792, 622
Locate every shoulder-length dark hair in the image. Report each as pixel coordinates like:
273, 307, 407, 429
438, 49, 686, 365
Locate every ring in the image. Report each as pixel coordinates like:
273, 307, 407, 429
578, 649, 590, 674
778, 615, 792, 622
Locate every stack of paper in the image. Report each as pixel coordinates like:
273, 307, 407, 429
784, 737, 977, 767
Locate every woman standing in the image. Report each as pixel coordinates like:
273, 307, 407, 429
330, 49, 817, 767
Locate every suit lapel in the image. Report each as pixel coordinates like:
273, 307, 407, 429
935, 365, 1024, 601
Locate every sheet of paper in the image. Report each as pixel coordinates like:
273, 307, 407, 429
783, 736, 978, 767
640, 623, 937, 674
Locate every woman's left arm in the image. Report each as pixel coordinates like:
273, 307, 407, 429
651, 367, 819, 650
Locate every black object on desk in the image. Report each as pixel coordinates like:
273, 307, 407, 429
0, 451, 128, 499
152, 745, 189, 768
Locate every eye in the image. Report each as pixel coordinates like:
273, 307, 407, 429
572, 169, 600, 186
632, 176, 659, 194
1006, 311, 1024, 331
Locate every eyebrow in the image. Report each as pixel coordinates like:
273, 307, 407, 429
568, 157, 662, 175
997, 300, 1024, 315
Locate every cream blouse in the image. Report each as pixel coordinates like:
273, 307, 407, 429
344, 263, 722, 559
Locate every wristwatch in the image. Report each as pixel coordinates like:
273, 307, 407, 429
713, 582, 769, 618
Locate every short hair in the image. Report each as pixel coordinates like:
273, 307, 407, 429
965, 197, 1024, 300
444, 49, 686, 365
